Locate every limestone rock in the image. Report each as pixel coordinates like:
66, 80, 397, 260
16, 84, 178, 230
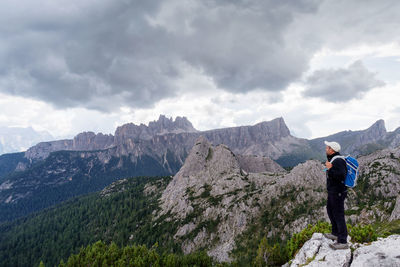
289, 233, 351, 267
25, 139, 73, 160
236, 154, 285, 173
159, 136, 327, 262
287, 234, 400, 267
114, 115, 198, 143
351, 235, 400, 267
390, 195, 400, 222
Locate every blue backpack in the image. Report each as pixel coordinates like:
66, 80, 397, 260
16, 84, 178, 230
330, 155, 359, 188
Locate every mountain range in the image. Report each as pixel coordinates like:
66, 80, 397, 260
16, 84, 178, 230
1, 115, 400, 223
0, 133, 399, 266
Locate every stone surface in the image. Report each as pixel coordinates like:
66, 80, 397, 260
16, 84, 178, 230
289, 233, 351, 267
351, 235, 400, 267
287, 234, 400, 267
236, 154, 285, 173
390, 195, 400, 222
158, 136, 328, 262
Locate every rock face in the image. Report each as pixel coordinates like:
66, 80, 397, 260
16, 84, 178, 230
357, 147, 400, 198
114, 115, 197, 144
159, 136, 325, 262
288, 233, 351, 267
159, 137, 400, 263
25, 115, 198, 161
72, 132, 115, 151
236, 154, 285, 173
25, 139, 73, 160
25, 132, 115, 160
309, 119, 400, 159
288, 233, 400, 267
390, 195, 400, 222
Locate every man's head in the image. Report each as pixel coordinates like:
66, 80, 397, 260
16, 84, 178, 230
324, 141, 341, 156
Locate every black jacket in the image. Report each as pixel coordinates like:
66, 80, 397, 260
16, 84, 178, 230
326, 152, 347, 193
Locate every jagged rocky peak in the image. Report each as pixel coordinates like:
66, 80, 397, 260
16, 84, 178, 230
159, 136, 245, 218
115, 115, 198, 142
364, 119, 387, 139
166, 135, 242, 184
148, 115, 197, 134
253, 117, 291, 139
158, 136, 290, 261
73, 131, 114, 151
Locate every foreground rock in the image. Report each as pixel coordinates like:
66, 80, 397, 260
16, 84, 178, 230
287, 233, 351, 267
287, 233, 400, 267
352, 235, 400, 267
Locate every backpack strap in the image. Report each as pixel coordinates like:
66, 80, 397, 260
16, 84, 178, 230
330, 155, 345, 163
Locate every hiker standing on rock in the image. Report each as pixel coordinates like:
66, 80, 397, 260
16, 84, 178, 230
324, 141, 349, 249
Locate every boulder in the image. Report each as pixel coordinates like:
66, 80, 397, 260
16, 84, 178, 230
288, 233, 351, 267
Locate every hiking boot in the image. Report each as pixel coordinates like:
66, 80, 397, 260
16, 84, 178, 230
329, 242, 349, 250
323, 233, 337, 241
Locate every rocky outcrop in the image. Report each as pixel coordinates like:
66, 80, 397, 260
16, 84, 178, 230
352, 235, 400, 266
287, 233, 351, 267
236, 154, 285, 173
390, 195, 400, 222
384, 127, 400, 149
287, 233, 400, 267
25, 139, 74, 160
357, 147, 400, 198
158, 136, 326, 262
148, 115, 198, 135
114, 115, 197, 144
72, 132, 114, 151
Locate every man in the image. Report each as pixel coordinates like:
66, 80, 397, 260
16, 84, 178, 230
323, 141, 349, 249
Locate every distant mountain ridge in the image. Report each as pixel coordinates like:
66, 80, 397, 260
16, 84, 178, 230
25, 115, 197, 160
1, 115, 400, 223
1, 134, 399, 266
20, 115, 400, 166
24, 116, 293, 161
309, 119, 400, 159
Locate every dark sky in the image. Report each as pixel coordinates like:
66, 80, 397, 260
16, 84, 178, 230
0, 0, 399, 138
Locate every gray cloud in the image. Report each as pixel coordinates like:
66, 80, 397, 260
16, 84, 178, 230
0, 0, 399, 111
302, 61, 385, 102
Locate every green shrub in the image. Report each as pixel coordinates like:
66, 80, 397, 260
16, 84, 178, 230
285, 221, 330, 259
254, 221, 330, 266
348, 224, 378, 243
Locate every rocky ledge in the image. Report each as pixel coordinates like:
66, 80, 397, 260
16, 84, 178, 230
287, 233, 400, 267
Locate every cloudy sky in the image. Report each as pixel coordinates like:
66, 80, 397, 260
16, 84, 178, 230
1, 0, 400, 140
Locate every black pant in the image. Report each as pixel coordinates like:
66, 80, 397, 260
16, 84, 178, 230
327, 191, 348, 243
